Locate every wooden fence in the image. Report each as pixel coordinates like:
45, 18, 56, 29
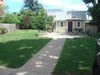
0, 24, 19, 32
86, 26, 97, 34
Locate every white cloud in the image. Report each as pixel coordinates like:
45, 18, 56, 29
39, 0, 88, 11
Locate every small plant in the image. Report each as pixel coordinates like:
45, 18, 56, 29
48, 30, 52, 33
86, 29, 90, 35
74, 28, 83, 33
0, 26, 8, 34
35, 34, 38, 36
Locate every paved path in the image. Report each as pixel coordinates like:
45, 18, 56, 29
40, 32, 85, 39
0, 38, 66, 75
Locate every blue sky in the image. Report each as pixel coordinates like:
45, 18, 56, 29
5, 0, 88, 12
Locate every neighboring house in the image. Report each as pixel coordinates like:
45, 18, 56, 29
0, 0, 4, 17
0, 0, 4, 5
46, 9, 92, 33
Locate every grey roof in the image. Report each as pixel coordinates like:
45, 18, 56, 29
67, 11, 87, 20
55, 12, 68, 21
46, 9, 92, 21
46, 9, 63, 13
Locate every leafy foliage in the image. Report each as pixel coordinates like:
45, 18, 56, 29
2, 13, 20, 24
83, 0, 100, 32
24, 0, 43, 14
83, 0, 95, 4
0, 6, 5, 17
18, 8, 47, 30
47, 16, 54, 31
1, 0, 53, 31
0, 26, 8, 34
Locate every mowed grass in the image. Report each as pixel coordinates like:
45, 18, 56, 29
53, 37, 97, 75
0, 30, 51, 68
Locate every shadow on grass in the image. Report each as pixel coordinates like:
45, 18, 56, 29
53, 38, 97, 75
0, 39, 51, 68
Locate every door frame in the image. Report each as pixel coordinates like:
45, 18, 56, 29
68, 21, 73, 32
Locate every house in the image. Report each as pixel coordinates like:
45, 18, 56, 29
0, 0, 4, 5
0, 0, 4, 17
46, 9, 92, 33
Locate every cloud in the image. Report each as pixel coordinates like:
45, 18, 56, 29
39, 0, 88, 11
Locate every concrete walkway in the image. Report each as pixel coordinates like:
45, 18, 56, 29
40, 32, 85, 39
0, 38, 66, 75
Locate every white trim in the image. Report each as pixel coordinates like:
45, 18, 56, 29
84, 21, 85, 32
66, 21, 68, 32
72, 21, 74, 32
54, 21, 56, 32
56, 21, 57, 32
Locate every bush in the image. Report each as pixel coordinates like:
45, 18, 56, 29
0, 26, 8, 34
2, 13, 20, 24
74, 28, 83, 33
86, 29, 90, 35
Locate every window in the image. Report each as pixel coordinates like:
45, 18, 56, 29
77, 22, 81, 27
61, 22, 63, 27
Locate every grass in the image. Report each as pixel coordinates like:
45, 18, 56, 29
53, 37, 97, 75
0, 30, 51, 68
89, 33, 99, 39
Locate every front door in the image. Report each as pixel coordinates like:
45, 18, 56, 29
68, 22, 73, 32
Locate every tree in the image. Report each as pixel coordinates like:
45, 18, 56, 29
20, 0, 49, 30
18, 9, 35, 29
30, 8, 47, 30
20, 9, 35, 16
24, 0, 43, 14
23, 16, 31, 29
18, 8, 47, 29
83, 0, 100, 32
83, 0, 100, 5
0, 5, 5, 17
0, 5, 8, 21
83, 0, 95, 4
47, 16, 54, 31
2, 13, 20, 24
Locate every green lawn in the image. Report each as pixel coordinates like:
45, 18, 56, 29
53, 37, 97, 75
0, 30, 51, 68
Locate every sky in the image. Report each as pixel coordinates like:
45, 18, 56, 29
5, 0, 88, 12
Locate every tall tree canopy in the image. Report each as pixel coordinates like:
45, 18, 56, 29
83, 0, 100, 4
83, 0, 95, 4
21, 0, 53, 30
24, 0, 43, 13
83, 0, 100, 32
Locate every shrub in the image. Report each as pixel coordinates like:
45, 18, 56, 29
86, 29, 90, 35
2, 13, 20, 24
74, 28, 83, 33
0, 26, 8, 34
